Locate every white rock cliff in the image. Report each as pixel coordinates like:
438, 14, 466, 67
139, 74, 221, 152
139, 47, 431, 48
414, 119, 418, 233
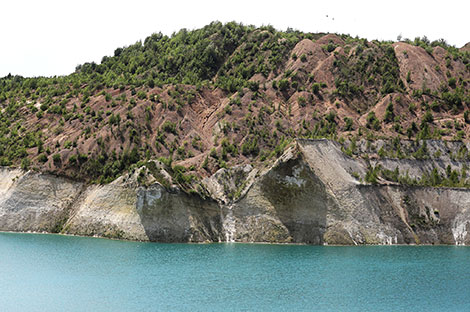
1, 140, 470, 245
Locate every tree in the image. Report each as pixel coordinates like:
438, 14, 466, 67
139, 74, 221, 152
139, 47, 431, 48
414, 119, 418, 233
52, 153, 61, 164
278, 79, 290, 91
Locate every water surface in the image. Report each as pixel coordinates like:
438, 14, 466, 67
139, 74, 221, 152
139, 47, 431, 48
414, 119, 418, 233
1, 232, 469, 311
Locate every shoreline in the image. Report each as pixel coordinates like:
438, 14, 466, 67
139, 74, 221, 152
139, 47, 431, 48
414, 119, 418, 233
1, 230, 468, 247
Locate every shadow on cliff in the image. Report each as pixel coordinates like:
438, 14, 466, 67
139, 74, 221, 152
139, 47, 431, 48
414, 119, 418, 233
259, 158, 328, 244
135, 186, 223, 243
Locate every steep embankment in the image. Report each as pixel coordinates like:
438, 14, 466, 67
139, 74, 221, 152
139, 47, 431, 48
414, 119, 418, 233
1, 23, 469, 244
1, 23, 469, 188
1, 139, 470, 245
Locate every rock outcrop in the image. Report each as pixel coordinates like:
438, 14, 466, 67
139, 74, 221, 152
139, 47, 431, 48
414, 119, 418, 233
1, 139, 470, 245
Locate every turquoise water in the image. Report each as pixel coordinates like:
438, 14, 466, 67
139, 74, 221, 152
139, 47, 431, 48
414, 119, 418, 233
1, 233, 470, 311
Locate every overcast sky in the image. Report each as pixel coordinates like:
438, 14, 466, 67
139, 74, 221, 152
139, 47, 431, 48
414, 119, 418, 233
1, 0, 468, 78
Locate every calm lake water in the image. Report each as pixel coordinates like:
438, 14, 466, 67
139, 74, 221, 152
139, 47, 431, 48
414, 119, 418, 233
1, 233, 470, 311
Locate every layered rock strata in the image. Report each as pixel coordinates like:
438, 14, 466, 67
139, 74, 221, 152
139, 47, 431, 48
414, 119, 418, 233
1, 140, 469, 245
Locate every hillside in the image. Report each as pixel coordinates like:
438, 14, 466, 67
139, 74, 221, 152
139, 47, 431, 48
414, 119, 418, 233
1, 21, 470, 190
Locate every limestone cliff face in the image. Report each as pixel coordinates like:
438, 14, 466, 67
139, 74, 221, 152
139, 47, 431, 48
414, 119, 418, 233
0, 168, 83, 233
0, 169, 223, 242
225, 140, 470, 245
1, 140, 470, 245
63, 173, 224, 242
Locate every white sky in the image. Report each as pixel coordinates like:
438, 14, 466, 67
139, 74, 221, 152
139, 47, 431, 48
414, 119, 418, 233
1, 0, 468, 78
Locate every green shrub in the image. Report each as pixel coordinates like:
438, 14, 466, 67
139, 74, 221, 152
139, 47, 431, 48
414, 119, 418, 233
247, 81, 259, 92
63, 141, 73, 149
21, 158, 30, 170
137, 90, 147, 100
422, 111, 433, 123
406, 71, 411, 83
38, 154, 48, 163
52, 154, 61, 164
161, 121, 177, 134
69, 155, 77, 164
365, 165, 379, 184
343, 117, 353, 131
241, 137, 259, 156
278, 79, 290, 91
325, 111, 336, 123
210, 148, 218, 159
366, 111, 381, 130
464, 111, 470, 123
325, 41, 337, 52
448, 77, 457, 88
383, 103, 394, 123
312, 83, 321, 94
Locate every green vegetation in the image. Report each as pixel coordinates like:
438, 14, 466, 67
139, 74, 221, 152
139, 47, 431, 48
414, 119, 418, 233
371, 163, 470, 188
0, 22, 469, 189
